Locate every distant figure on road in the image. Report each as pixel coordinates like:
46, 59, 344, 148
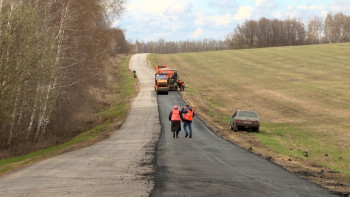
177, 79, 183, 91
169, 105, 183, 138
181, 104, 195, 138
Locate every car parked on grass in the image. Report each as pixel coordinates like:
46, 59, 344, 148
230, 110, 260, 132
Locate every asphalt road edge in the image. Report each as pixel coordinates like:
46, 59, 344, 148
181, 92, 346, 196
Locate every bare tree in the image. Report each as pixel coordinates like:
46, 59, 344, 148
307, 16, 324, 44
0, 0, 128, 155
324, 12, 350, 43
134, 39, 228, 54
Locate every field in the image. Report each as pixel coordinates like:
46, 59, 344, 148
148, 43, 350, 193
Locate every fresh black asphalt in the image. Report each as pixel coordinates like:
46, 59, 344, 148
151, 91, 338, 197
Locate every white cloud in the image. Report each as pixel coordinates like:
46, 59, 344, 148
212, 14, 232, 25
208, 0, 238, 14
192, 28, 203, 38
254, 0, 277, 9
255, 0, 264, 7
165, 1, 193, 16
330, 0, 350, 14
195, 14, 233, 26
271, 11, 282, 19
298, 5, 324, 10
194, 15, 205, 26
127, 0, 173, 15
233, 6, 253, 20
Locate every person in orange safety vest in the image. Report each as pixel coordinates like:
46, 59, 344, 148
181, 81, 185, 91
180, 104, 195, 138
168, 105, 184, 138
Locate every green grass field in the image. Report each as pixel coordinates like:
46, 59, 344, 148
148, 43, 350, 174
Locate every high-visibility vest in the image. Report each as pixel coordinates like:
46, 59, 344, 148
184, 108, 193, 121
171, 109, 181, 121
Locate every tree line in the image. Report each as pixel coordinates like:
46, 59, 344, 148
134, 39, 227, 54
226, 12, 350, 49
0, 0, 128, 155
134, 12, 350, 53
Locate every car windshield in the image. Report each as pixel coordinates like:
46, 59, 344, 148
237, 111, 258, 118
156, 75, 168, 80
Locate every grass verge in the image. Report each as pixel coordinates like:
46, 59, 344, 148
0, 55, 136, 175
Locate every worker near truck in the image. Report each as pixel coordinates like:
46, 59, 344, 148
172, 71, 178, 81
168, 105, 183, 138
181, 104, 195, 138
177, 79, 183, 91
181, 81, 185, 91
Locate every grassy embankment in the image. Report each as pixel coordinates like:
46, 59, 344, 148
148, 43, 350, 176
0, 55, 136, 175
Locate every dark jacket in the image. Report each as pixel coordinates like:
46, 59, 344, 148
180, 107, 195, 122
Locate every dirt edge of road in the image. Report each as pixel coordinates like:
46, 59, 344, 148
178, 92, 349, 197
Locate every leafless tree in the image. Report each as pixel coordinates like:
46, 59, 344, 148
134, 39, 228, 54
307, 16, 324, 44
0, 0, 128, 155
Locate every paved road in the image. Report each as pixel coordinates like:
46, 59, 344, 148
151, 91, 337, 197
0, 54, 339, 197
0, 54, 158, 196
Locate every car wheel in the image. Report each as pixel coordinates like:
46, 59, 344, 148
233, 125, 238, 132
230, 125, 233, 131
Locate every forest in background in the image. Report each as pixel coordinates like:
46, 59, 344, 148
0, 0, 129, 157
135, 12, 350, 53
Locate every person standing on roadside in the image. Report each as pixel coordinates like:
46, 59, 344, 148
181, 81, 185, 91
181, 104, 195, 138
177, 79, 183, 91
168, 105, 183, 138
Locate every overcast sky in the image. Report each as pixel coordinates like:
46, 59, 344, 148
115, 0, 350, 42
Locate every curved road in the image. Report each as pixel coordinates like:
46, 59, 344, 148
0, 54, 338, 197
0, 54, 158, 196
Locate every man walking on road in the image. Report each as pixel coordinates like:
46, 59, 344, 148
181, 104, 195, 138
169, 105, 183, 138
